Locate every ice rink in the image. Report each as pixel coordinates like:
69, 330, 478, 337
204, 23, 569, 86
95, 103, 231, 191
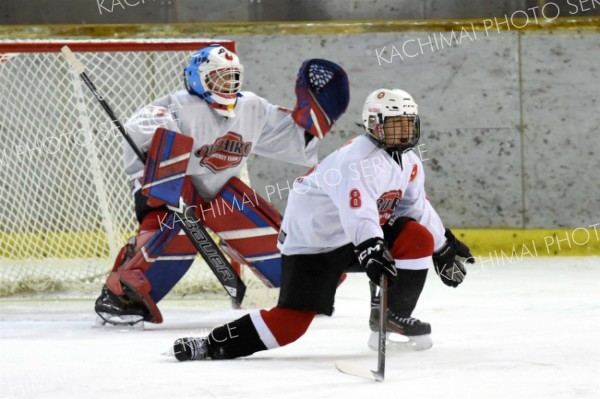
1, 257, 598, 399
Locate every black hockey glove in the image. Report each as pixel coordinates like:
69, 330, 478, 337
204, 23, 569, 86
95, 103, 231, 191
355, 237, 398, 286
432, 229, 475, 288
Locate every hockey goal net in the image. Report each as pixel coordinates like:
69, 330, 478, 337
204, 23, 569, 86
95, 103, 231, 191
0, 39, 266, 301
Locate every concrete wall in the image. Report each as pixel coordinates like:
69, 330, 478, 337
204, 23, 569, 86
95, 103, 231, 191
2, 0, 598, 24
228, 30, 599, 229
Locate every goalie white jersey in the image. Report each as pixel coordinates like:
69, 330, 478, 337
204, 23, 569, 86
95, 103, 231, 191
278, 135, 447, 255
123, 89, 319, 200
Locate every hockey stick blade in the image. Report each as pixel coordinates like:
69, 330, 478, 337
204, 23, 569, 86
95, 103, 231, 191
60, 46, 246, 306
335, 361, 383, 382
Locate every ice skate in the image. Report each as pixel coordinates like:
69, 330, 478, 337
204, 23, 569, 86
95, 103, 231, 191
369, 294, 433, 352
94, 285, 149, 326
171, 337, 210, 361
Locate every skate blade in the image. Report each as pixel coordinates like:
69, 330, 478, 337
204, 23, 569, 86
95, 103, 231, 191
93, 314, 145, 329
161, 345, 175, 357
367, 331, 433, 352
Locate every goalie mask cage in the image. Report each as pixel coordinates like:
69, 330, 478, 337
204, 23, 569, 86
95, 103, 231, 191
0, 39, 262, 299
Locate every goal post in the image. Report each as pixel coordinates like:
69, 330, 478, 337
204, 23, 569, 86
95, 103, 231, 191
0, 39, 261, 298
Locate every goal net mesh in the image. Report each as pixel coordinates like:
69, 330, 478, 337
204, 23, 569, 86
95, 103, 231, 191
0, 40, 273, 303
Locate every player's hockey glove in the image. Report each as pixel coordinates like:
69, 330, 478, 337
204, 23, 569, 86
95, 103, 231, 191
356, 237, 398, 286
432, 229, 474, 288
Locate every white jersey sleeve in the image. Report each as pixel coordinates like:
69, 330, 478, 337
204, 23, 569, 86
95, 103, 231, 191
394, 152, 447, 251
252, 99, 319, 167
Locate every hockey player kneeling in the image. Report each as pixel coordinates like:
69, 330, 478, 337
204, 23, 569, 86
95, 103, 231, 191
94, 44, 350, 326
171, 88, 474, 361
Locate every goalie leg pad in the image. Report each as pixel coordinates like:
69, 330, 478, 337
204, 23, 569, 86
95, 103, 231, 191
119, 269, 163, 324
200, 177, 283, 287
103, 210, 197, 323
130, 211, 198, 303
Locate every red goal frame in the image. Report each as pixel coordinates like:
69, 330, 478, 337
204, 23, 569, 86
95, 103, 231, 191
0, 39, 236, 53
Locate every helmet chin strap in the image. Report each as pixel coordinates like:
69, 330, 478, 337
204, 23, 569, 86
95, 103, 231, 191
186, 87, 236, 117
365, 133, 410, 170
207, 101, 237, 118
385, 147, 404, 170
209, 101, 235, 112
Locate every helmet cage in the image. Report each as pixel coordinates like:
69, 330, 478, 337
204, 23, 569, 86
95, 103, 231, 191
368, 113, 420, 152
183, 44, 243, 117
203, 66, 243, 97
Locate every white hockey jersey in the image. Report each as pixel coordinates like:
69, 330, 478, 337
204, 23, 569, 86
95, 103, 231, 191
123, 90, 319, 200
277, 135, 447, 255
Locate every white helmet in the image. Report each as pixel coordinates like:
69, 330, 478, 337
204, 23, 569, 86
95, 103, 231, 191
362, 88, 420, 151
184, 44, 244, 118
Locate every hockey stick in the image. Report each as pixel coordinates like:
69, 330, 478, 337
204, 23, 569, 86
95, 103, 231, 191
60, 46, 246, 307
335, 274, 387, 381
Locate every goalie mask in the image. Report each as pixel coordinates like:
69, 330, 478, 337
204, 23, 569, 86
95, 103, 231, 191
362, 88, 420, 152
184, 44, 244, 118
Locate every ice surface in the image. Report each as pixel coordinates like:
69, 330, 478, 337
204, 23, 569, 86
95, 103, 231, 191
1, 257, 599, 399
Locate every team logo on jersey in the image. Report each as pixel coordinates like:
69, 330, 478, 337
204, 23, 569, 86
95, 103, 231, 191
377, 189, 403, 225
195, 132, 252, 172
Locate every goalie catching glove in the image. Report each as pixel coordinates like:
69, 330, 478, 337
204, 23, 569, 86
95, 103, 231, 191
432, 229, 474, 288
355, 237, 397, 286
292, 59, 350, 139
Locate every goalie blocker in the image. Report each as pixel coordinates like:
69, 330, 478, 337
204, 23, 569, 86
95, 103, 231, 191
95, 129, 285, 325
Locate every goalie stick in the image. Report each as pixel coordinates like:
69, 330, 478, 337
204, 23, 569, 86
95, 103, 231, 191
60, 46, 246, 307
335, 274, 388, 382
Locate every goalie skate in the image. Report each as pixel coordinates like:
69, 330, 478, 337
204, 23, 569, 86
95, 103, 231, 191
94, 286, 149, 326
93, 316, 145, 329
